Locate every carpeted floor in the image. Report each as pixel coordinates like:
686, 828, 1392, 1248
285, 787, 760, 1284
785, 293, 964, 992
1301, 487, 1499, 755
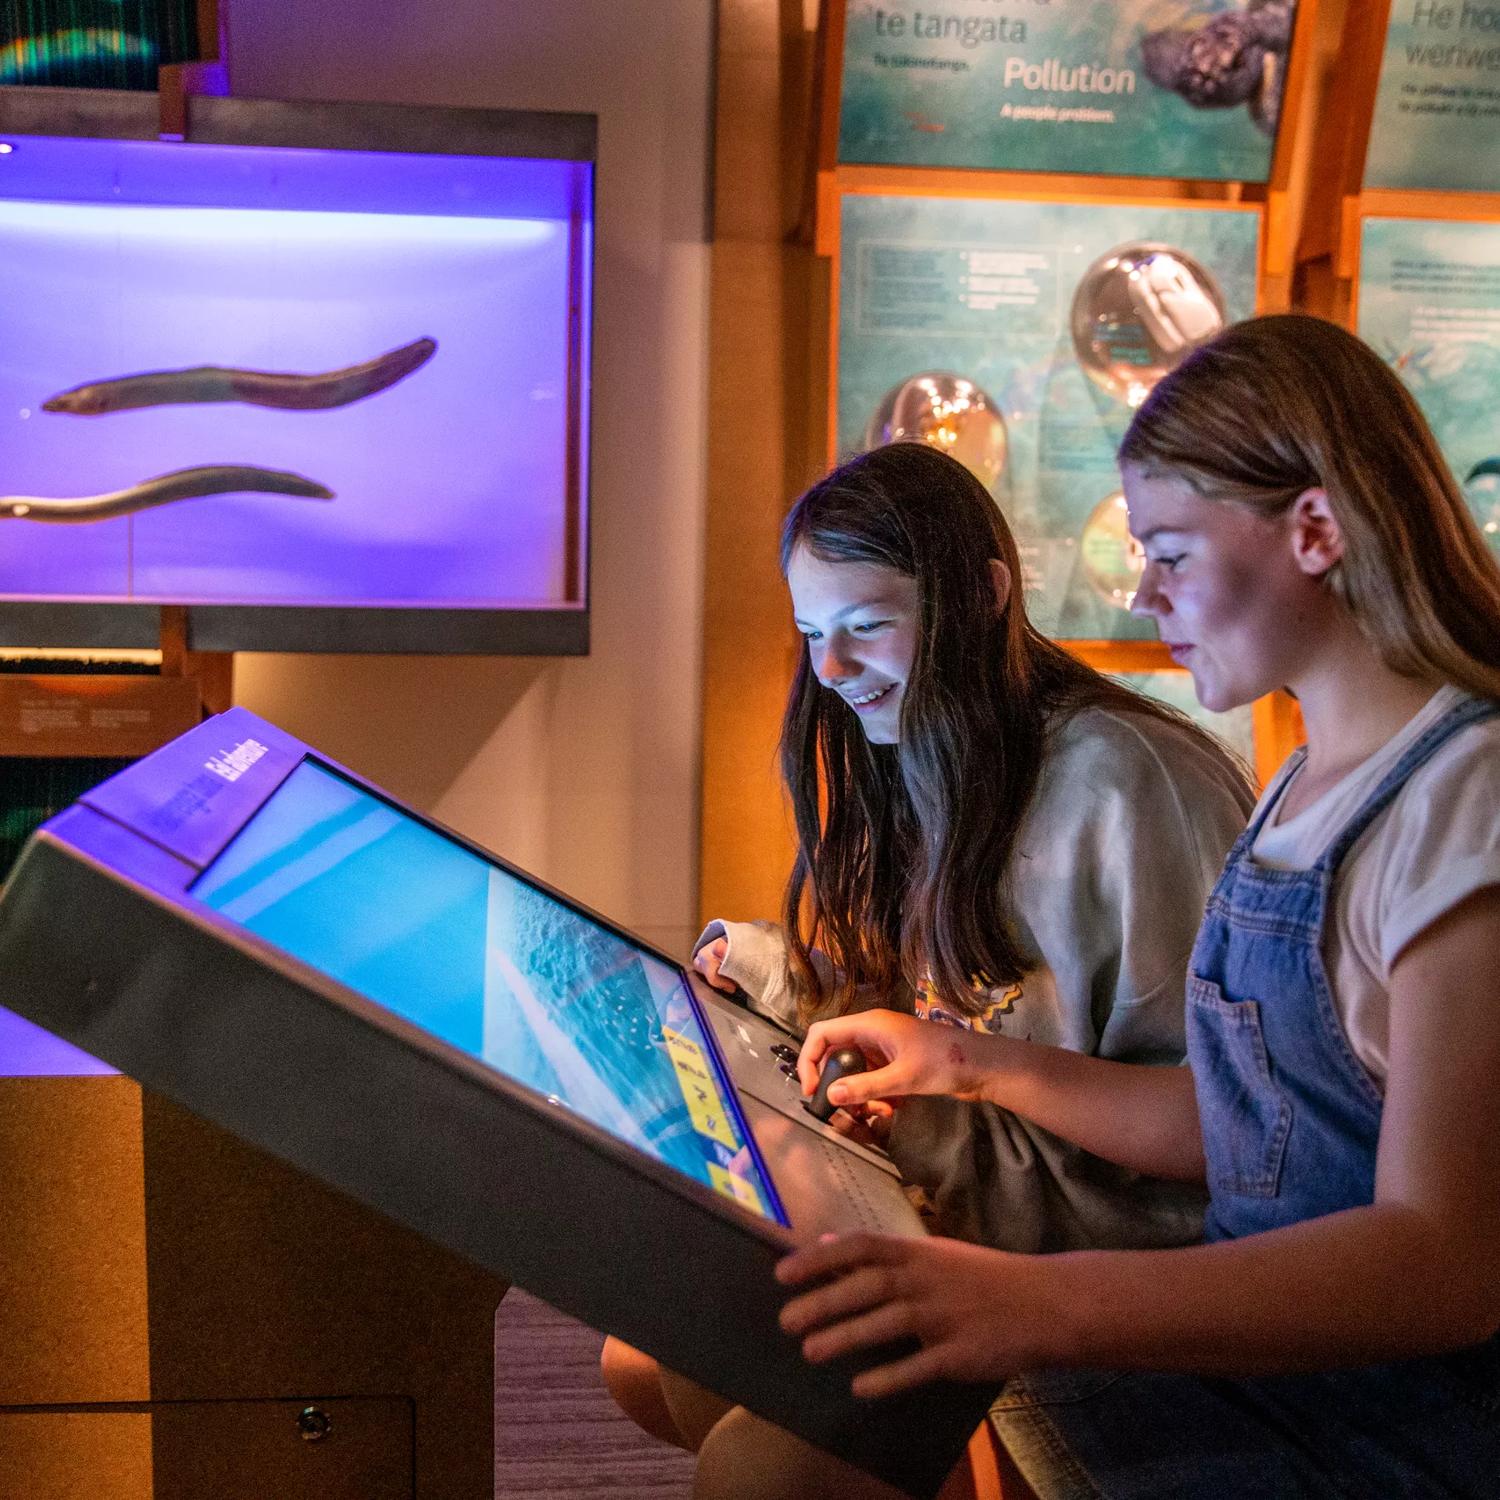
495, 1289, 695, 1498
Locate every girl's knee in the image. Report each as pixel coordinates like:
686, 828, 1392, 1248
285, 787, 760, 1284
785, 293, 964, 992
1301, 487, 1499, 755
658, 1364, 734, 1452
599, 1336, 687, 1450
600, 1334, 657, 1390
695, 1406, 912, 1500
598, 1337, 733, 1454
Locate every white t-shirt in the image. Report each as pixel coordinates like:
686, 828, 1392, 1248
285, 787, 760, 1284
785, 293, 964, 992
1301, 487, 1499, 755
1250, 685, 1500, 1086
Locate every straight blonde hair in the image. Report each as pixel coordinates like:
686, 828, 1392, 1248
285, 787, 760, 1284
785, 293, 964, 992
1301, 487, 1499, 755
1120, 314, 1500, 701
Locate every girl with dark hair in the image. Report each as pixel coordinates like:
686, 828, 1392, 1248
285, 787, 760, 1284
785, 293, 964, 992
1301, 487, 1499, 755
603, 438, 1254, 1484
696, 441, 1251, 1253
737, 315, 1500, 1498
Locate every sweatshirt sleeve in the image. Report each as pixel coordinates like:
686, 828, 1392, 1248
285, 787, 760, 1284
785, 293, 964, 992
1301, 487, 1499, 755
691, 920, 902, 1038
1001, 708, 1253, 1062
693, 919, 807, 1036
886, 709, 1254, 1253
1082, 713, 1256, 1065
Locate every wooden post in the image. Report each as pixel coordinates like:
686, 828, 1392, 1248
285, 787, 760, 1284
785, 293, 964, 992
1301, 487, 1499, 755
159, 605, 234, 718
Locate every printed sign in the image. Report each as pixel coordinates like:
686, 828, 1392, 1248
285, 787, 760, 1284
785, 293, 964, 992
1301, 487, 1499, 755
1366, 1, 1500, 191
838, 0, 1295, 180
1358, 216, 1500, 553
0, 674, 200, 757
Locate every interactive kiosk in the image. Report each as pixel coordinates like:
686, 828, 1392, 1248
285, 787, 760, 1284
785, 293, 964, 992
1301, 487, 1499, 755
0, 708, 995, 1498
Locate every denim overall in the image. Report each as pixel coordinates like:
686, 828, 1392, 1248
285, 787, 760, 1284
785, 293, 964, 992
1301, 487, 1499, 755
991, 695, 1500, 1498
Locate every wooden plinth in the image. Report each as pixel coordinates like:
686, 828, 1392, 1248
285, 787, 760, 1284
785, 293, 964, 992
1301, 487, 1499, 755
0, 1078, 507, 1500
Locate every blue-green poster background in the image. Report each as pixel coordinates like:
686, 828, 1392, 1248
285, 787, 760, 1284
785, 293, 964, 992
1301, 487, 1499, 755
1365, 1, 1500, 192
837, 194, 1260, 639
1358, 217, 1500, 553
838, 0, 1293, 180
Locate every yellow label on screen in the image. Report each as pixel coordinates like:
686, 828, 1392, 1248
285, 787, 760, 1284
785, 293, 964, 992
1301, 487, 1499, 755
708, 1162, 765, 1215
663, 1026, 737, 1149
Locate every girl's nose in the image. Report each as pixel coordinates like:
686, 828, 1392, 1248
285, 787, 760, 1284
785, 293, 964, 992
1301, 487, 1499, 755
816, 639, 858, 682
1131, 565, 1167, 618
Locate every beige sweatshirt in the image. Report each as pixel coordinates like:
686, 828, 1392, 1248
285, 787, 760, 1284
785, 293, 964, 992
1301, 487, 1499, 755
697, 705, 1256, 1254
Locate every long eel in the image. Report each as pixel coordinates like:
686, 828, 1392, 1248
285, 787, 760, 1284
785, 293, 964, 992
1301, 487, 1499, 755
42, 336, 437, 416
2, 466, 334, 523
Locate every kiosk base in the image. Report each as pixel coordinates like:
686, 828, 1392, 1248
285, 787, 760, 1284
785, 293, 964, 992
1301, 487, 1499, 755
0, 1077, 507, 1499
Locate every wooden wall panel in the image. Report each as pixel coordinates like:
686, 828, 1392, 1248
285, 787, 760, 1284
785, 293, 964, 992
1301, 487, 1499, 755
0, 1413, 153, 1500
700, 0, 826, 925
0, 1078, 151, 1405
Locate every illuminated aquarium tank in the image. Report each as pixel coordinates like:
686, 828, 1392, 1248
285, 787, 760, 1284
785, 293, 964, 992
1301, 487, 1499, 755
0, 91, 594, 652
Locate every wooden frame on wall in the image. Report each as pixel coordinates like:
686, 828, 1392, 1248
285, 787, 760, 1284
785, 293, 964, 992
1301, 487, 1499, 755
1344, 195, 1500, 324
812, 0, 1324, 283
1323, 0, 1500, 309
1320, 0, 1500, 639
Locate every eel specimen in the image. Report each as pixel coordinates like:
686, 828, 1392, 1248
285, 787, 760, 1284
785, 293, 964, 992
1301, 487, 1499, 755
1, 465, 335, 523
42, 336, 438, 416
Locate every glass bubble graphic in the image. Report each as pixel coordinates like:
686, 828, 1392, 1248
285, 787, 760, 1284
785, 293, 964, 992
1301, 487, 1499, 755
863, 372, 1008, 492
1081, 491, 1145, 612
1464, 459, 1500, 550
1070, 243, 1227, 408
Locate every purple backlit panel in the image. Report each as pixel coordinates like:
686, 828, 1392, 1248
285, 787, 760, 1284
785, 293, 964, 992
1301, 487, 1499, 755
0, 135, 590, 609
0, 1004, 115, 1076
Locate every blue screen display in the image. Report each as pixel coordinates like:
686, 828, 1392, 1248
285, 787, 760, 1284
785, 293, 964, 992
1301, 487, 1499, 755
191, 761, 785, 1224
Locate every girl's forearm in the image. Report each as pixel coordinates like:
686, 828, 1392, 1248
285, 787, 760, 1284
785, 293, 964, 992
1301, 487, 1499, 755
1039, 1203, 1500, 1375
973, 1035, 1205, 1181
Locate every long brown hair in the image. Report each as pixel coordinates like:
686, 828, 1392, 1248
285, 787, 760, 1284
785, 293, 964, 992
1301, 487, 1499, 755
779, 441, 1224, 1021
1120, 314, 1500, 698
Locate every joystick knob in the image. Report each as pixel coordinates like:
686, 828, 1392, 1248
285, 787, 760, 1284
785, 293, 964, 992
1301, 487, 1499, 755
804, 1047, 868, 1123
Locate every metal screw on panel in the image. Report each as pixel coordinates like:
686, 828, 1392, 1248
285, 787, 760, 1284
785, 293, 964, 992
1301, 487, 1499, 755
297, 1407, 332, 1442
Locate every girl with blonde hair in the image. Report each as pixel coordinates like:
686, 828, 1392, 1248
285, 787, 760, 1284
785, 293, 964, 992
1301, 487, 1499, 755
749, 315, 1500, 1498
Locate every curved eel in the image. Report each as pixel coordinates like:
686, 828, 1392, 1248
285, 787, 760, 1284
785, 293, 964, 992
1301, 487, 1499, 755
2, 466, 334, 524
42, 336, 438, 416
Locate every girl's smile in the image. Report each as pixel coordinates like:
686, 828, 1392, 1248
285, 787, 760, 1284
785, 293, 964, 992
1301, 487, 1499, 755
786, 545, 920, 745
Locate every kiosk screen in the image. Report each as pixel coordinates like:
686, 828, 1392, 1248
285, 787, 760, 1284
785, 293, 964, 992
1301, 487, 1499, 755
191, 760, 785, 1224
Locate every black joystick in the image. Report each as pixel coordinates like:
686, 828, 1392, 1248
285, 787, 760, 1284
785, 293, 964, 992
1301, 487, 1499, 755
804, 1047, 868, 1123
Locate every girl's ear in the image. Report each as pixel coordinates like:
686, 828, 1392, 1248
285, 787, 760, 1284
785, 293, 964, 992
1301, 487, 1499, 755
989, 558, 1012, 615
1289, 487, 1344, 579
